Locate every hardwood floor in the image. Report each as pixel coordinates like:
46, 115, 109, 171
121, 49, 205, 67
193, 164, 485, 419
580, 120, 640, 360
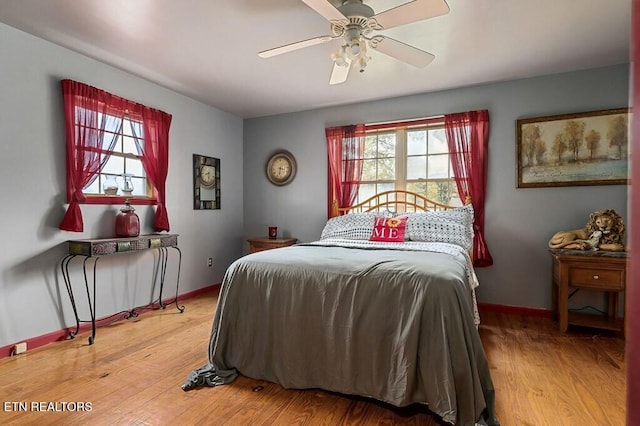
0, 289, 625, 425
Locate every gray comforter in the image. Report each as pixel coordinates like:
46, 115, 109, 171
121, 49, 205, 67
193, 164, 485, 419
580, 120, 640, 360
183, 240, 498, 425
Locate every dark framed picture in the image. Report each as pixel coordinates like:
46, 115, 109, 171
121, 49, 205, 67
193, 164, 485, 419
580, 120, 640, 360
193, 154, 220, 210
516, 108, 630, 188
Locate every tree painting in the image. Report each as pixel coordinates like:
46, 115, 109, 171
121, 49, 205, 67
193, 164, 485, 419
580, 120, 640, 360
562, 120, 586, 162
584, 129, 601, 161
551, 134, 567, 164
521, 124, 541, 166
517, 108, 629, 187
607, 115, 628, 160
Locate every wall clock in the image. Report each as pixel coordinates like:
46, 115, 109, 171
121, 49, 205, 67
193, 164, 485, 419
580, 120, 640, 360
193, 154, 221, 210
266, 150, 297, 186
199, 164, 216, 189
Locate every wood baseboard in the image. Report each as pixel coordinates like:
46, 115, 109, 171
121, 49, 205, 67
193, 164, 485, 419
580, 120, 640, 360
0, 283, 221, 359
478, 302, 553, 318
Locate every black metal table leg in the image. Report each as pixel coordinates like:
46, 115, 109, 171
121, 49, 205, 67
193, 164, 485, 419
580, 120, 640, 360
172, 247, 185, 313
82, 256, 99, 345
158, 247, 168, 309
60, 254, 80, 338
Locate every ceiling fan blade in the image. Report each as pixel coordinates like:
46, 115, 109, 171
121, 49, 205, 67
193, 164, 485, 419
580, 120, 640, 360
258, 35, 336, 58
329, 58, 352, 85
370, 0, 450, 30
368, 36, 435, 68
302, 0, 348, 23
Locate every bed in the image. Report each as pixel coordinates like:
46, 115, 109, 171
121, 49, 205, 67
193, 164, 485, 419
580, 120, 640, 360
183, 191, 498, 425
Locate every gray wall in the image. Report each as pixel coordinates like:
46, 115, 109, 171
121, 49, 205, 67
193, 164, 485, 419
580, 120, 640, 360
0, 23, 244, 348
244, 64, 629, 311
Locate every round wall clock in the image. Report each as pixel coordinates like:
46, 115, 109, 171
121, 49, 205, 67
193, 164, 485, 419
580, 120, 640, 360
266, 150, 297, 186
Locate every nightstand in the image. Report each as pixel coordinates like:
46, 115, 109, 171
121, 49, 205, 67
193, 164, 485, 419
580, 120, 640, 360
247, 237, 297, 253
550, 249, 628, 337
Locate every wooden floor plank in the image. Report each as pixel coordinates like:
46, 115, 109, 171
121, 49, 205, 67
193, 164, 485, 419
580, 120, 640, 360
0, 290, 626, 425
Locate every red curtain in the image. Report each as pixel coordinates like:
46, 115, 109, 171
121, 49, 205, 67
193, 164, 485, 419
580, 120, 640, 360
326, 124, 366, 217
59, 79, 172, 232
60, 80, 125, 231
133, 109, 172, 231
444, 109, 493, 267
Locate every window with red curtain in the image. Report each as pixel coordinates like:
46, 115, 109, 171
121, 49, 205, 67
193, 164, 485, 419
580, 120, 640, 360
326, 114, 492, 267
59, 79, 172, 232
444, 109, 493, 267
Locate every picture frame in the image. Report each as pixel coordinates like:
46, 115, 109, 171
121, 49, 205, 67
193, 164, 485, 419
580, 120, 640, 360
193, 154, 221, 210
516, 108, 630, 188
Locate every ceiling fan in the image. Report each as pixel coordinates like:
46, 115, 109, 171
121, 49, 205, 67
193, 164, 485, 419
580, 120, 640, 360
258, 0, 450, 85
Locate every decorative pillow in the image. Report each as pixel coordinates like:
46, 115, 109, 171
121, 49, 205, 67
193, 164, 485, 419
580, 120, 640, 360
369, 216, 408, 242
320, 213, 377, 240
320, 211, 394, 240
403, 204, 474, 250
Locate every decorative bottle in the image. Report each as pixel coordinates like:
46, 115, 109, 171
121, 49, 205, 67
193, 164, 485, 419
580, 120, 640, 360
115, 199, 140, 237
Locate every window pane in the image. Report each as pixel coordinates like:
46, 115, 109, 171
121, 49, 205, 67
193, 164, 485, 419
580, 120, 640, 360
84, 177, 100, 193
427, 154, 449, 179
377, 182, 394, 193
122, 136, 138, 155
357, 183, 376, 203
361, 159, 378, 181
377, 133, 396, 157
447, 184, 463, 207
131, 120, 143, 139
377, 158, 395, 180
130, 177, 147, 196
103, 155, 124, 175
407, 130, 427, 155
426, 181, 454, 205
125, 158, 145, 176
364, 136, 378, 158
104, 116, 122, 134
104, 134, 122, 152
428, 128, 448, 154
406, 181, 427, 198
407, 156, 426, 180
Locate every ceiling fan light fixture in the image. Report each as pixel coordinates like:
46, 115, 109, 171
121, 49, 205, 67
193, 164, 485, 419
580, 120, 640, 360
331, 45, 349, 67
261, 0, 447, 85
347, 38, 361, 57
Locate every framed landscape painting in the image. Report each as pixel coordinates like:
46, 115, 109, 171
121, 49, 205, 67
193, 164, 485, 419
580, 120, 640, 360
516, 108, 630, 188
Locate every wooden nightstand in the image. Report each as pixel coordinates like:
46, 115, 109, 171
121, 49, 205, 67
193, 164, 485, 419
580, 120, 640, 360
550, 249, 628, 337
247, 237, 297, 253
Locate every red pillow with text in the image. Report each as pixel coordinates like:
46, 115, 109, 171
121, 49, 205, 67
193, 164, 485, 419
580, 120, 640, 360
369, 216, 407, 242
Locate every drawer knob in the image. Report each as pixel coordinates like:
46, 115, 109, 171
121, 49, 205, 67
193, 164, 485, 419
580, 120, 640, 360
593, 275, 599, 280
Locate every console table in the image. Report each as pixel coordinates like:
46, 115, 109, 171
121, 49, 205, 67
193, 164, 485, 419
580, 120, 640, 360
61, 233, 183, 345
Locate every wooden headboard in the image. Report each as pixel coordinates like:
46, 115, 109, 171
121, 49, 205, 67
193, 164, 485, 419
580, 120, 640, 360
331, 190, 471, 217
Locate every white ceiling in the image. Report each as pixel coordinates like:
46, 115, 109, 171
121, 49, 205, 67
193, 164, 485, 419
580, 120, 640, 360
0, 0, 631, 118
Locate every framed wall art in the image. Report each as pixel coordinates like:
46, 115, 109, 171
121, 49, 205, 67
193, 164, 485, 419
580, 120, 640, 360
516, 108, 630, 188
193, 154, 221, 210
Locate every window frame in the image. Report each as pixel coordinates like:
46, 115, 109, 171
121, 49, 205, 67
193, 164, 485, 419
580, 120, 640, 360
76, 110, 156, 206
356, 116, 462, 207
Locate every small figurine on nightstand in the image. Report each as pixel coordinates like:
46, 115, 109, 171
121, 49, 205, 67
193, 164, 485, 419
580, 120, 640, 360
548, 208, 626, 252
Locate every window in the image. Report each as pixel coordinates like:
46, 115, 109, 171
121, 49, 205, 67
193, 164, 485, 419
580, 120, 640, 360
357, 120, 462, 207
60, 79, 172, 232
80, 114, 151, 200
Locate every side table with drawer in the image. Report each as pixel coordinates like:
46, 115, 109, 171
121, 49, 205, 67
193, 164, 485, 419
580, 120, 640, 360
550, 249, 628, 337
247, 237, 297, 253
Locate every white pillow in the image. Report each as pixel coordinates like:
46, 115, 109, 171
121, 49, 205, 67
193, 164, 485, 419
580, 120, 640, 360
402, 204, 474, 250
321, 212, 391, 240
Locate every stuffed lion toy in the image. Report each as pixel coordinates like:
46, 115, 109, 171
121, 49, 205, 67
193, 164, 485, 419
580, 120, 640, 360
548, 209, 626, 252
